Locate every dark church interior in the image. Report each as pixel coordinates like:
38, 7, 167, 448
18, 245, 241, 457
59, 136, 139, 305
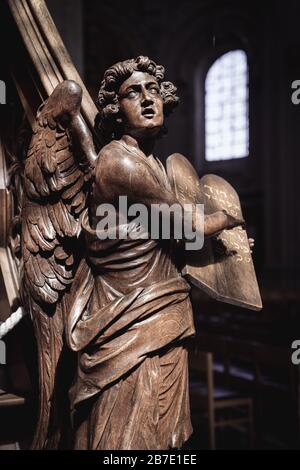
0, 0, 300, 451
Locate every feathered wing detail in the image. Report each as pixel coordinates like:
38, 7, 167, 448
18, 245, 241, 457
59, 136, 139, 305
21, 81, 92, 449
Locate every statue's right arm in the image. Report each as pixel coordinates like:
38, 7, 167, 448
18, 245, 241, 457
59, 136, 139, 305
94, 147, 182, 207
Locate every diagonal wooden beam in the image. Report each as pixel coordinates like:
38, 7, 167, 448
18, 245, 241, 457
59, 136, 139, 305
7, 0, 98, 132
0, 140, 19, 311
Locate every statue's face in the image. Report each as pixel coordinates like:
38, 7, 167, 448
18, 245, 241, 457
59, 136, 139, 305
118, 71, 164, 138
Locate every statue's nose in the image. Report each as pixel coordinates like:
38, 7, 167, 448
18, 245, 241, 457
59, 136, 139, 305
141, 90, 154, 107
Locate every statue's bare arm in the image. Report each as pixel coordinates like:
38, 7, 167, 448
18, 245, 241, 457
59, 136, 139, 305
95, 148, 243, 238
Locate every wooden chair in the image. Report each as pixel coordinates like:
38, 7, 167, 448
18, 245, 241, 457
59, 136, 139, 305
189, 349, 254, 449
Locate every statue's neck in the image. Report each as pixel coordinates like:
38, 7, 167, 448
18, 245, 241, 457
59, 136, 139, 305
121, 134, 155, 157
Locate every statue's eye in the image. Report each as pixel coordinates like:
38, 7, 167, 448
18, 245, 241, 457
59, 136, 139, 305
127, 90, 138, 99
149, 87, 159, 95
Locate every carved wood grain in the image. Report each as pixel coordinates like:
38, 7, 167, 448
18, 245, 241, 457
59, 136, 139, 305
7, 0, 98, 133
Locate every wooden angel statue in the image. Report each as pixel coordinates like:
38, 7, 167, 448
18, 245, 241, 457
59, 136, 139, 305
20, 56, 261, 450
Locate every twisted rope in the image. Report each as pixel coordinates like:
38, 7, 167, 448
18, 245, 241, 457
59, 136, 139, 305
0, 307, 26, 339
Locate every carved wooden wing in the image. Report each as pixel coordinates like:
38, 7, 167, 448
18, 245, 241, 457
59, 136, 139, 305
21, 81, 92, 449
0, 0, 99, 313
167, 153, 262, 311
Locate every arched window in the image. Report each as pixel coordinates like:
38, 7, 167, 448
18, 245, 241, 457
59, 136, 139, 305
205, 50, 249, 161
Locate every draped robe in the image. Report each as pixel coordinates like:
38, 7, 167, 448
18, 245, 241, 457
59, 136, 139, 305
66, 135, 195, 449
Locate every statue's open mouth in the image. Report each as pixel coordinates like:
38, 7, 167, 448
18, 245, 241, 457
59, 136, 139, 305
142, 107, 155, 118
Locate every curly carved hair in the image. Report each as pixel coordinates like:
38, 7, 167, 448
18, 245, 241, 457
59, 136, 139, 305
97, 56, 179, 142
